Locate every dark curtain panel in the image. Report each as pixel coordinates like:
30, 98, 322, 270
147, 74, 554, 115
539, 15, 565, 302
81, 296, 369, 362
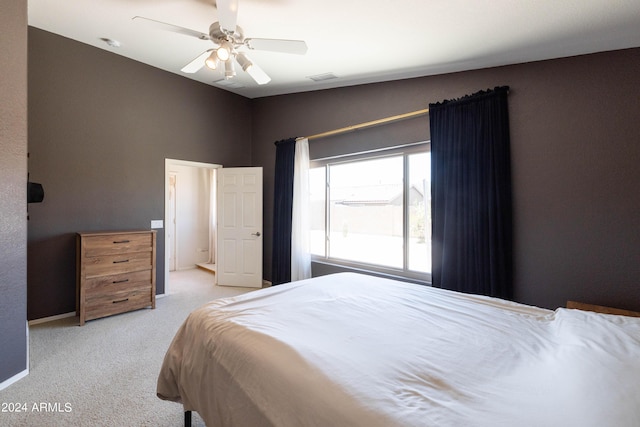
271, 138, 297, 285
429, 86, 513, 299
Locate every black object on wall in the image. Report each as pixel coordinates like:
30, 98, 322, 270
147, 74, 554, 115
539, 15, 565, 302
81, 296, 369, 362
27, 181, 45, 203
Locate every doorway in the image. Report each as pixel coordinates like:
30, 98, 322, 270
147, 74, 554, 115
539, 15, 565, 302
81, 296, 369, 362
164, 159, 221, 295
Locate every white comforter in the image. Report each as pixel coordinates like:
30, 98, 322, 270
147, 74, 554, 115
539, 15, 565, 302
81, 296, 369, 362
157, 273, 640, 426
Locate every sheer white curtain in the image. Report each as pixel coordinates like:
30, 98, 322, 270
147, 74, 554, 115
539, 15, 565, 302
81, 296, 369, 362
291, 137, 311, 281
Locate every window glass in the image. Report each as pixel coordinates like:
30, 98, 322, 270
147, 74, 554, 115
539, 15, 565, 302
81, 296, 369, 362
310, 143, 430, 281
328, 156, 404, 268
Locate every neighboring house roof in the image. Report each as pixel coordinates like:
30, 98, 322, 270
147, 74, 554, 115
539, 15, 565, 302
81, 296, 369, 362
333, 184, 426, 206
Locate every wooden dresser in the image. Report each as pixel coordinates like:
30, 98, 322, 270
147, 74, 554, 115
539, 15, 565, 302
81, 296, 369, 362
76, 230, 156, 326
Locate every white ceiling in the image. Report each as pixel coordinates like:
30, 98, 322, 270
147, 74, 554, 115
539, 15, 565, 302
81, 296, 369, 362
28, 0, 640, 99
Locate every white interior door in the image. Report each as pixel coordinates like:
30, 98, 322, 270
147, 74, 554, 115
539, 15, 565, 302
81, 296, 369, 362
217, 167, 263, 287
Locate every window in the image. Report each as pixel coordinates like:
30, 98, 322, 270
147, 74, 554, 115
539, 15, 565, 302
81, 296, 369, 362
310, 144, 430, 281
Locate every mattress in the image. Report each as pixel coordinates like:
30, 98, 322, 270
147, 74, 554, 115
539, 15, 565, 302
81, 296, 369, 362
157, 272, 640, 426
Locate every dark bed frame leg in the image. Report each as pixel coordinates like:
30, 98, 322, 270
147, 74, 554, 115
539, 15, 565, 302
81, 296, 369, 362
184, 410, 192, 427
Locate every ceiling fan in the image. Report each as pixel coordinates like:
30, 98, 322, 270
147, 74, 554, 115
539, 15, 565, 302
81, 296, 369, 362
133, 0, 307, 85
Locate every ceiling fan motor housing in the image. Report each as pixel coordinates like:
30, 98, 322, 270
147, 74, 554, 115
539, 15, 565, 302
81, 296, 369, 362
209, 22, 244, 45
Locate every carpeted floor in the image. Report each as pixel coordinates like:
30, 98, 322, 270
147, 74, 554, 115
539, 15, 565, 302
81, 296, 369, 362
0, 269, 255, 427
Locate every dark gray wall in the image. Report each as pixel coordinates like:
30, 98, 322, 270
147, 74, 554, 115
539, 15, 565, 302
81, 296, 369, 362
252, 48, 640, 312
24, 26, 640, 319
0, 0, 28, 384
27, 28, 252, 320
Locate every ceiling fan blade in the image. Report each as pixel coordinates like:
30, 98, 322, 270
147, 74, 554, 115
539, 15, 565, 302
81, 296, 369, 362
216, 0, 239, 34
181, 50, 213, 73
245, 38, 308, 55
132, 16, 210, 40
236, 54, 271, 85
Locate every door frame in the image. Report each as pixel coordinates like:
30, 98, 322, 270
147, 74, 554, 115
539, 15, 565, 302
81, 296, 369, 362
164, 159, 221, 296
168, 172, 177, 272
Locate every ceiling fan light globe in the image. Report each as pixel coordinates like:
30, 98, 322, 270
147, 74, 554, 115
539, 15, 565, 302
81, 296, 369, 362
205, 53, 219, 70
216, 47, 230, 61
235, 52, 270, 85
224, 60, 236, 79
216, 41, 233, 61
236, 52, 253, 72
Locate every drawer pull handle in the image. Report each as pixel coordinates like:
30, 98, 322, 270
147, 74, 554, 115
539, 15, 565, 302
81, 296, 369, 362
112, 279, 129, 284
112, 298, 129, 304
113, 259, 130, 264
113, 240, 130, 244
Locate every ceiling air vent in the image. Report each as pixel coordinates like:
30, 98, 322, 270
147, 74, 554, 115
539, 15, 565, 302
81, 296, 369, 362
214, 79, 245, 89
307, 73, 338, 82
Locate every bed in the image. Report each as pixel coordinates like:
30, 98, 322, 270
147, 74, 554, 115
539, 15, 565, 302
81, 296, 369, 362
157, 272, 640, 426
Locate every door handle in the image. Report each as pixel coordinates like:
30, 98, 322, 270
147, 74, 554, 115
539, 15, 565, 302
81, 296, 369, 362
251, 232, 261, 237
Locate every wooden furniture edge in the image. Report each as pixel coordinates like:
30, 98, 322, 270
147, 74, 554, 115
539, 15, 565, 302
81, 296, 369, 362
566, 301, 640, 318
151, 230, 157, 309
76, 229, 157, 236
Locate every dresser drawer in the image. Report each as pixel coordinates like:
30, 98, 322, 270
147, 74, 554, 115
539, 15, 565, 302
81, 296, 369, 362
84, 251, 153, 277
85, 282, 152, 306
84, 287, 154, 321
84, 270, 152, 294
82, 233, 152, 257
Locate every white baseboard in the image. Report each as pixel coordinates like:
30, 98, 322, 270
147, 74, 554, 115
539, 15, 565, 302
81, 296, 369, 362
27, 295, 168, 324
0, 367, 28, 392
26, 320, 29, 374
0, 322, 31, 390
28, 311, 76, 326
2, 321, 32, 391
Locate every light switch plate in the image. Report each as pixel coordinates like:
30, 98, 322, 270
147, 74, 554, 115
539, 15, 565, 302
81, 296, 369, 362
151, 220, 163, 229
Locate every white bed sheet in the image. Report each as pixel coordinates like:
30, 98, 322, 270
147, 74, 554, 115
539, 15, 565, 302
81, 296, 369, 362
157, 272, 640, 426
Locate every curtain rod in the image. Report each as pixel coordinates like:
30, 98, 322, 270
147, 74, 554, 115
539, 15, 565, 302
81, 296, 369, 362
303, 108, 429, 141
